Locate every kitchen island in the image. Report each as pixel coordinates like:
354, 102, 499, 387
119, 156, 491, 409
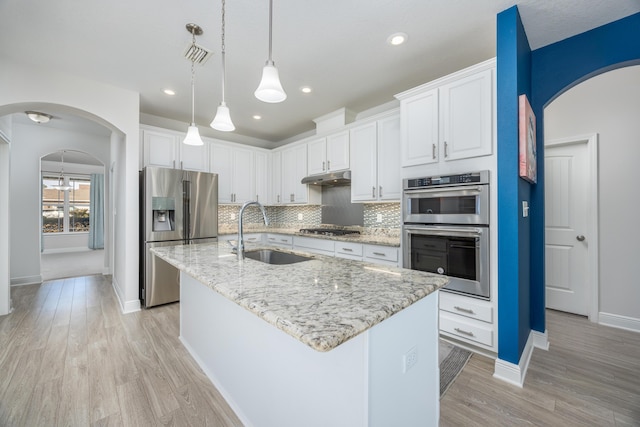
152, 242, 447, 427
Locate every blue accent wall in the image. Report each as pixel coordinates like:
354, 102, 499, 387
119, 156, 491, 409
496, 6, 532, 364
529, 12, 640, 333
496, 8, 640, 364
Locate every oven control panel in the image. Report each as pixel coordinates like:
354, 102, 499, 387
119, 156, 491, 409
404, 170, 489, 189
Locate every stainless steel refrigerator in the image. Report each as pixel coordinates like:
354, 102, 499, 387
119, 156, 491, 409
140, 166, 218, 308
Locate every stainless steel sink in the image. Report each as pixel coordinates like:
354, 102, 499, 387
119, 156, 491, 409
244, 249, 312, 265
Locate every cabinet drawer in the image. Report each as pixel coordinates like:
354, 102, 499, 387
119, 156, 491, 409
364, 244, 398, 262
243, 234, 262, 244
266, 234, 293, 246
293, 236, 335, 256
335, 242, 363, 257
439, 292, 493, 323
440, 312, 494, 347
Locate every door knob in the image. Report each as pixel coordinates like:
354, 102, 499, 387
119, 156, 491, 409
576, 235, 585, 241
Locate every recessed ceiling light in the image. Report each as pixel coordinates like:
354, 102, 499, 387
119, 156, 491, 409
300, 86, 312, 94
387, 32, 408, 46
163, 89, 176, 96
253, 115, 262, 120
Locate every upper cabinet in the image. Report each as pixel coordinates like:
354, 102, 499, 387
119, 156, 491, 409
397, 61, 494, 168
142, 127, 208, 171
210, 142, 265, 204
350, 113, 401, 202
307, 130, 350, 175
281, 144, 320, 204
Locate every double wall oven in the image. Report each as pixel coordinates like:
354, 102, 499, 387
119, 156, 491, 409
403, 171, 490, 300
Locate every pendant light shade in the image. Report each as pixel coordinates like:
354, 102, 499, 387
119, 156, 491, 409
255, 61, 286, 103
210, 101, 235, 132
210, 0, 235, 132
254, 0, 286, 103
51, 150, 72, 191
183, 125, 204, 145
184, 23, 204, 146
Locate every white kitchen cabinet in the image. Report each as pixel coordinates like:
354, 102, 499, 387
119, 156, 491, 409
280, 144, 320, 204
269, 151, 282, 204
307, 131, 350, 175
209, 142, 255, 204
363, 244, 399, 267
142, 127, 208, 171
439, 291, 496, 352
293, 236, 335, 256
397, 62, 494, 167
350, 114, 401, 202
439, 69, 493, 161
265, 234, 293, 248
335, 241, 363, 261
254, 150, 268, 204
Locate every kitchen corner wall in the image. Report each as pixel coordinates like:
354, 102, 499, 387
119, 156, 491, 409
218, 203, 400, 231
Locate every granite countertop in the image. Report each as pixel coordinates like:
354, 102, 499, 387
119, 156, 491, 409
152, 242, 447, 352
217, 226, 401, 247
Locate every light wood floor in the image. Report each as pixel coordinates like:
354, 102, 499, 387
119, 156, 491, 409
3, 275, 639, 426
441, 310, 640, 426
0, 275, 242, 426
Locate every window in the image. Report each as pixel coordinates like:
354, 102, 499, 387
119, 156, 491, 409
42, 175, 91, 233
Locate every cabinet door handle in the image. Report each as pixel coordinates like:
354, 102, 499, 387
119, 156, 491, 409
256, 195, 259, 202
277, 194, 280, 203
373, 252, 386, 257
322, 161, 326, 171
379, 186, 383, 198
281, 239, 288, 242
268, 237, 276, 241
173, 160, 176, 169
290, 193, 294, 202
342, 248, 353, 252
327, 160, 330, 170
454, 327, 475, 337
372, 186, 376, 198
181, 161, 184, 170
432, 144, 436, 159
454, 306, 475, 314
444, 141, 449, 158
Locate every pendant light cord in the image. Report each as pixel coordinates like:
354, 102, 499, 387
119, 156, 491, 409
190, 31, 196, 124
221, 0, 227, 103
268, 0, 273, 62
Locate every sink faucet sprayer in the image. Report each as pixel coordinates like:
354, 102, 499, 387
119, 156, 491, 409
237, 201, 269, 260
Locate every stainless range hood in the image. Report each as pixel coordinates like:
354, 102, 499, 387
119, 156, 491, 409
301, 170, 351, 185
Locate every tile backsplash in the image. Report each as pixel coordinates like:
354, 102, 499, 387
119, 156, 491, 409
218, 202, 400, 231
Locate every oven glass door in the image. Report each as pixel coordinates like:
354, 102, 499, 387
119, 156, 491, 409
404, 226, 489, 300
403, 185, 489, 225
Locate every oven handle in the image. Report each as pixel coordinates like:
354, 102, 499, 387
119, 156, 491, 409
403, 185, 484, 196
403, 225, 484, 238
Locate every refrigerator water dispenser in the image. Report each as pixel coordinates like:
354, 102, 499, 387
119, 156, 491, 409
152, 197, 175, 231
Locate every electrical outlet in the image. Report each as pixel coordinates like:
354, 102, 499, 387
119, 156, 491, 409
376, 213, 383, 223
297, 213, 303, 221
230, 213, 236, 220
403, 346, 418, 373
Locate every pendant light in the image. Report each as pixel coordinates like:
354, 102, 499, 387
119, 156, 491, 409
183, 23, 205, 145
210, 0, 235, 132
254, 0, 287, 103
51, 150, 72, 191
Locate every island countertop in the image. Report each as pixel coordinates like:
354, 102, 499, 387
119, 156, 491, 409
151, 242, 448, 352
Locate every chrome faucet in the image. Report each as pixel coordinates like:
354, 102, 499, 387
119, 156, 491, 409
237, 200, 269, 260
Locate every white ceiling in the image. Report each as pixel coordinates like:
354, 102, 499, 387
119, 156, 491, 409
1, 0, 639, 145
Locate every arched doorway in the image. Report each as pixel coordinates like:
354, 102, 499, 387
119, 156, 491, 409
40, 149, 106, 281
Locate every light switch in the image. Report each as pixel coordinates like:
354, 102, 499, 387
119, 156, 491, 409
522, 201, 529, 218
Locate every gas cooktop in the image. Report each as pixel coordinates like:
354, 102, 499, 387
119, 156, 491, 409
299, 228, 361, 237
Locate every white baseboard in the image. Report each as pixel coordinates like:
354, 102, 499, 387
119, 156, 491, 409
532, 329, 549, 351
110, 275, 141, 314
599, 312, 640, 333
493, 331, 534, 388
10, 275, 43, 286
42, 247, 93, 254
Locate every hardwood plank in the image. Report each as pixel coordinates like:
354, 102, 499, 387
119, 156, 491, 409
37, 323, 70, 383
21, 378, 62, 426
88, 339, 120, 423
0, 348, 44, 426
116, 378, 158, 426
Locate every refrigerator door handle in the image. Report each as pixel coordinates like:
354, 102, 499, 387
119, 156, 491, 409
183, 179, 191, 241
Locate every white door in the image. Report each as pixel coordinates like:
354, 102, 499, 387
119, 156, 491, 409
544, 141, 589, 315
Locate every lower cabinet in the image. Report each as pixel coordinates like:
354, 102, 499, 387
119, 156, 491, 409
363, 244, 399, 267
265, 234, 293, 249
438, 291, 496, 351
335, 241, 364, 261
293, 236, 335, 256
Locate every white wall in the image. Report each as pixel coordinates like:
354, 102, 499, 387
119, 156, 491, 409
0, 116, 11, 314
0, 61, 140, 313
545, 65, 640, 322
10, 124, 110, 283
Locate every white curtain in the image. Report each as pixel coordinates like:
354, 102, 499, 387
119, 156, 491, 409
88, 173, 104, 249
